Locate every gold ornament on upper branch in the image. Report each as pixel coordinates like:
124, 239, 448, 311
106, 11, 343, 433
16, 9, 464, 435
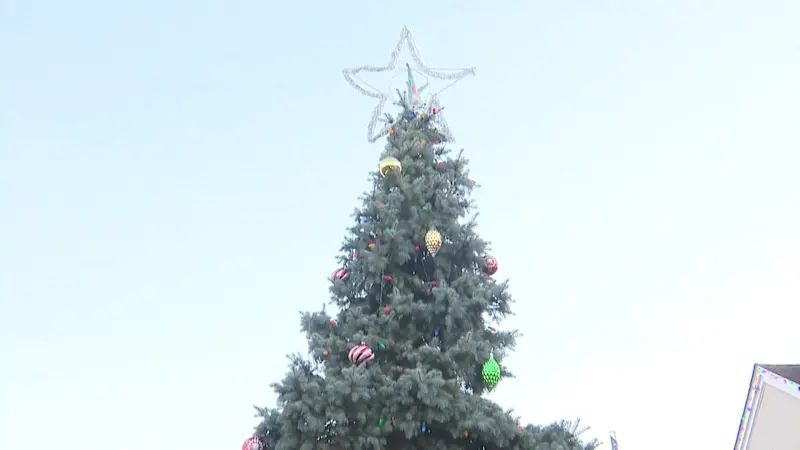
379, 156, 402, 178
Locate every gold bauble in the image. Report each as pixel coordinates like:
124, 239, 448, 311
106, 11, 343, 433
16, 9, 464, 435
424, 228, 443, 256
379, 156, 402, 177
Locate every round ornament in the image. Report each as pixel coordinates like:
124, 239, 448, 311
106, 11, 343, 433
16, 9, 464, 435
379, 156, 402, 177
331, 268, 350, 282
242, 437, 263, 450
482, 255, 498, 276
482, 354, 501, 390
424, 229, 442, 256
348, 343, 375, 366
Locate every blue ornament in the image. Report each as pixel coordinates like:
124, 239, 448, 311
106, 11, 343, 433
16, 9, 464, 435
421, 422, 427, 433
408, 111, 416, 119
434, 328, 440, 336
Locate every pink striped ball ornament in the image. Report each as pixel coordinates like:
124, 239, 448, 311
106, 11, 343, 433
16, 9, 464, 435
348, 343, 375, 366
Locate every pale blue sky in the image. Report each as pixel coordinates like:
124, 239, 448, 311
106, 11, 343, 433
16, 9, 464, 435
1, 1, 798, 449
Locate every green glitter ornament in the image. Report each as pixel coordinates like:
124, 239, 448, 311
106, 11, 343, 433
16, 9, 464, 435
482, 353, 501, 390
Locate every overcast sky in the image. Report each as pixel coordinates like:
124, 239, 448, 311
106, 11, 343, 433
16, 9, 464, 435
2, 1, 799, 449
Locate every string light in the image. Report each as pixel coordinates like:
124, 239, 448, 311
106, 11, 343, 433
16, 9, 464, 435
342, 25, 476, 143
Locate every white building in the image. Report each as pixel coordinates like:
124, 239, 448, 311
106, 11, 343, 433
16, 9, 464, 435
735, 364, 800, 449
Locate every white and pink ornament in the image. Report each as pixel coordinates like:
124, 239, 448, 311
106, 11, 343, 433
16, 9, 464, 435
482, 255, 498, 276
348, 343, 374, 366
331, 268, 350, 282
242, 437, 263, 450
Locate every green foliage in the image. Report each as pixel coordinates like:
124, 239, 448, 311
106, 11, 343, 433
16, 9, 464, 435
252, 97, 599, 450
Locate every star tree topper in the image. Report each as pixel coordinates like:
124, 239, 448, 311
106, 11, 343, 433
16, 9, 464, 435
342, 25, 476, 143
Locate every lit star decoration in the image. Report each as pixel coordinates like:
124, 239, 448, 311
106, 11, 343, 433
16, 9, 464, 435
342, 25, 476, 143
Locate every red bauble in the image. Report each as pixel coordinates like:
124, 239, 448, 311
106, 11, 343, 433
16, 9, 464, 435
426, 280, 438, 296
242, 437, 263, 450
383, 305, 391, 314
482, 255, 498, 276
331, 268, 349, 282
348, 343, 375, 366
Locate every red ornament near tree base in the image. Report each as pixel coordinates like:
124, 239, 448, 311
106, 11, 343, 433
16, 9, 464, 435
482, 255, 498, 276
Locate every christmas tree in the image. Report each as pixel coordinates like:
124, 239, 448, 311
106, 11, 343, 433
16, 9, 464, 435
245, 27, 599, 450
